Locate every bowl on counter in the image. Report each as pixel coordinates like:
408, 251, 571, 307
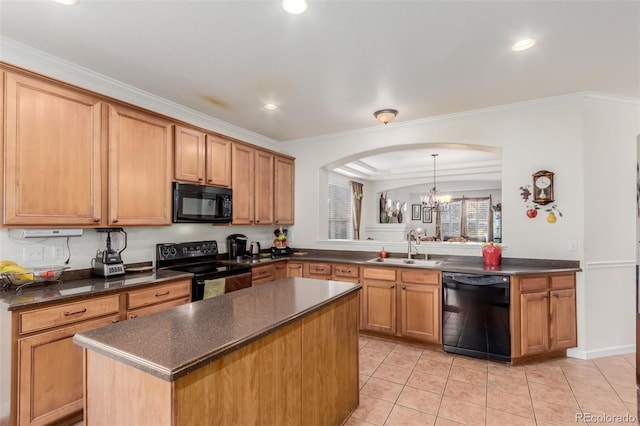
1, 265, 68, 288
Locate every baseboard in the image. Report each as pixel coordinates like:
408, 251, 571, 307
567, 344, 636, 360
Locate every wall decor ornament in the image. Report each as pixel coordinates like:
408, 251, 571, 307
520, 174, 562, 223
422, 206, 433, 223
411, 204, 421, 220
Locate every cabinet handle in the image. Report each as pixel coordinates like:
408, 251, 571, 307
402, 286, 406, 289
391, 285, 395, 289
275, 220, 279, 224
112, 219, 119, 223
543, 294, 549, 299
93, 218, 101, 223
155, 291, 170, 297
112, 319, 120, 323
64, 308, 87, 317
130, 314, 138, 319
207, 179, 213, 183
198, 178, 203, 182
553, 294, 559, 298
256, 220, 260, 223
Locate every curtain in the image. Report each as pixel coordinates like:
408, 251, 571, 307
350, 181, 364, 240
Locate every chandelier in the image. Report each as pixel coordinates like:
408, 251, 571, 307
420, 154, 452, 211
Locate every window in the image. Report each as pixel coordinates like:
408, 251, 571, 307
440, 197, 492, 242
328, 184, 353, 239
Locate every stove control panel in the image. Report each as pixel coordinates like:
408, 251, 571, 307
157, 241, 219, 261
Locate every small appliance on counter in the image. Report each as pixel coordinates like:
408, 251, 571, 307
271, 246, 292, 257
92, 228, 127, 277
226, 234, 248, 260
250, 241, 261, 257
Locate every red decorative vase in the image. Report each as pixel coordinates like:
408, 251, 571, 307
482, 242, 502, 267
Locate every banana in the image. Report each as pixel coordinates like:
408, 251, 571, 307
0, 260, 18, 269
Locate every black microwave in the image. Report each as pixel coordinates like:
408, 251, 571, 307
173, 182, 232, 223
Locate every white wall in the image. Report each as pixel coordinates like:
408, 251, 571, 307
286, 94, 640, 358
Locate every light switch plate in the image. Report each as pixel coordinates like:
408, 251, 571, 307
23, 246, 44, 262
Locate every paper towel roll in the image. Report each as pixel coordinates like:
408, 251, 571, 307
203, 278, 225, 299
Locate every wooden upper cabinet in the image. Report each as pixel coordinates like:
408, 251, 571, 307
174, 125, 205, 184
107, 104, 173, 226
3, 72, 103, 225
205, 134, 231, 187
274, 156, 294, 225
231, 143, 255, 224
254, 149, 274, 225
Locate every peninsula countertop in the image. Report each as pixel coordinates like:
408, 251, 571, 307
73, 278, 361, 382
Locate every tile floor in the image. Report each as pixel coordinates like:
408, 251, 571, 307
347, 335, 637, 426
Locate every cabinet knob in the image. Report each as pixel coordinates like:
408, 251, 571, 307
207, 179, 213, 183
112, 219, 119, 223
402, 286, 406, 289
112, 319, 120, 323
391, 285, 395, 289
275, 220, 279, 224
198, 178, 203, 182
256, 220, 260, 223
93, 218, 101, 223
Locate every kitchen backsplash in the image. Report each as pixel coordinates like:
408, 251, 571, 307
0, 225, 285, 271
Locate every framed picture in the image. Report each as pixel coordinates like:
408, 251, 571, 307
422, 206, 433, 223
411, 204, 421, 220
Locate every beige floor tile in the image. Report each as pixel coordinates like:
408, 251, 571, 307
567, 374, 621, 397
373, 363, 413, 385
599, 368, 637, 387
360, 374, 371, 390
414, 358, 452, 378
361, 346, 394, 362
560, 363, 604, 380
451, 355, 488, 372
420, 349, 455, 365
395, 386, 442, 415
525, 368, 570, 389
350, 395, 395, 426
434, 417, 465, 426
360, 336, 372, 348
383, 351, 421, 370
448, 364, 488, 386
485, 407, 536, 426
365, 339, 398, 354
532, 399, 585, 425
345, 416, 378, 426
360, 355, 383, 376
391, 343, 425, 358
488, 369, 528, 389
611, 382, 638, 404
487, 362, 527, 380
486, 386, 534, 419
361, 377, 404, 403
443, 377, 486, 406
437, 396, 486, 426
528, 380, 579, 409
573, 390, 631, 417
486, 380, 530, 399
622, 353, 636, 366
406, 370, 448, 395
384, 405, 437, 426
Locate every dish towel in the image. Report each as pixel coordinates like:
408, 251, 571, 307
203, 278, 226, 299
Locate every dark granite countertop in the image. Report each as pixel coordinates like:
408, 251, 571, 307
0, 269, 193, 311
232, 250, 581, 276
74, 278, 361, 382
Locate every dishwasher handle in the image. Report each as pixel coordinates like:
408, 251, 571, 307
443, 272, 510, 286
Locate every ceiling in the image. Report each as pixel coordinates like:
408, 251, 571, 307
1, 0, 638, 178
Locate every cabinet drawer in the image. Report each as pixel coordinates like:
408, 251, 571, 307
551, 274, 575, 290
308, 263, 332, 275
252, 264, 275, 282
127, 280, 191, 310
363, 267, 396, 281
400, 269, 440, 285
334, 264, 359, 278
19, 295, 120, 335
519, 276, 548, 293
127, 296, 191, 319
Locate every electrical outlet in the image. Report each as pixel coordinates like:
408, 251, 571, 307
23, 246, 44, 262
568, 240, 578, 252
52, 246, 65, 260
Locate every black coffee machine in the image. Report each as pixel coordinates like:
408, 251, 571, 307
227, 234, 248, 260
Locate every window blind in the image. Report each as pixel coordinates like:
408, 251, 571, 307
328, 184, 353, 239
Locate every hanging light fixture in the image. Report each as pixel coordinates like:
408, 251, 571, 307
282, 0, 308, 14
374, 109, 398, 125
420, 154, 452, 211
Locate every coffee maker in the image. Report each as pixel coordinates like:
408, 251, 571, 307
226, 234, 248, 260
93, 228, 127, 277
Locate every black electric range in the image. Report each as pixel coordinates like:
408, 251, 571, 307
156, 240, 252, 301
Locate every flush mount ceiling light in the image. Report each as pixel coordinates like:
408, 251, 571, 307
263, 103, 279, 110
53, 0, 79, 5
282, 0, 308, 15
512, 38, 537, 51
374, 109, 398, 125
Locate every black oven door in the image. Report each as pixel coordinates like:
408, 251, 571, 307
193, 272, 252, 301
173, 182, 232, 223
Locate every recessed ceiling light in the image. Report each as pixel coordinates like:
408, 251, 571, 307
53, 0, 79, 5
512, 38, 536, 51
263, 103, 279, 110
282, 0, 308, 15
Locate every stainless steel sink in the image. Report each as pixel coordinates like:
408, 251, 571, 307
366, 258, 443, 268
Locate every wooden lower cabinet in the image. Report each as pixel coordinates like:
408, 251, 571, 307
286, 262, 303, 277
252, 264, 276, 285
361, 267, 397, 335
11, 280, 192, 426
399, 283, 440, 343
17, 315, 119, 426
274, 262, 287, 280
303, 262, 333, 280
513, 273, 577, 359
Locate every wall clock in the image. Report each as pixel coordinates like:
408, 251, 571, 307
532, 170, 554, 205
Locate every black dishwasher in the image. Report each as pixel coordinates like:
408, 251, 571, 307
442, 272, 511, 363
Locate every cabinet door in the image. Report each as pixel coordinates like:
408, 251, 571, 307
400, 283, 440, 343
520, 291, 550, 355
362, 280, 396, 335
205, 134, 232, 187
274, 156, 294, 225
252, 264, 275, 285
107, 104, 173, 225
254, 149, 274, 225
17, 315, 119, 426
4, 72, 102, 225
174, 125, 205, 183
550, 289, 577, 350
287, 262, 303, 277
232, 143, 254, 224
274, 263, 287, 280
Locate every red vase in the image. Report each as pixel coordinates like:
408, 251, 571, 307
482, 242, 502, 267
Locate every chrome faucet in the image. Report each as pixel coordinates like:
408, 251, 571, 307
407, 229, 420, 259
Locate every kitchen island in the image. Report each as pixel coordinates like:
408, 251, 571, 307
73, 277, 361, 426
